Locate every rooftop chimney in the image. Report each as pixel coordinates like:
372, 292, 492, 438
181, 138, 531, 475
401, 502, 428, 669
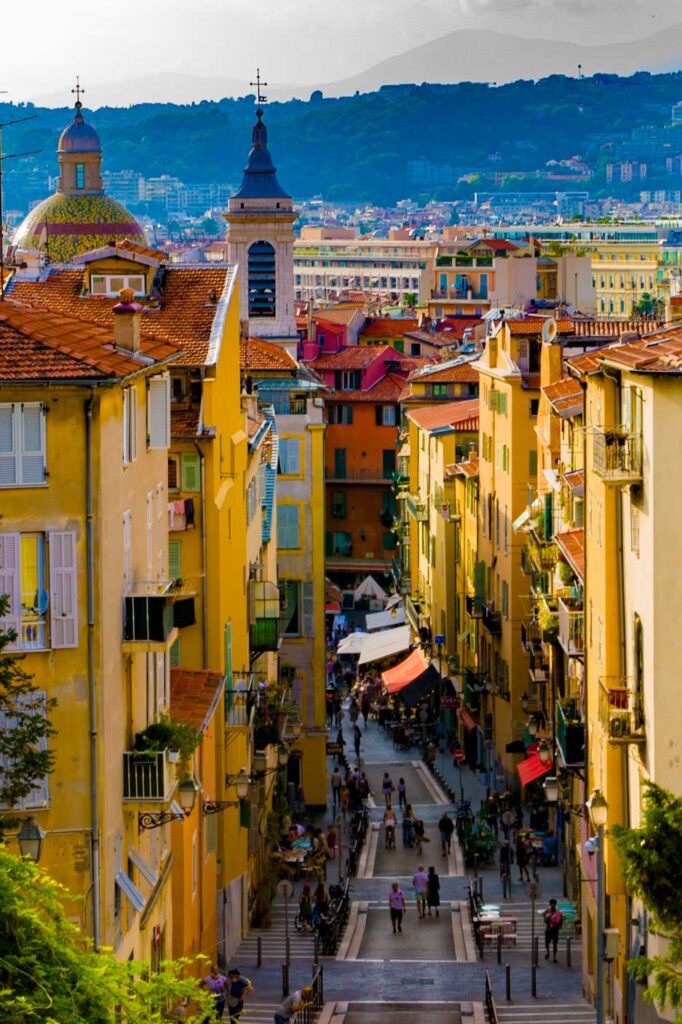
113, 287, 142, 354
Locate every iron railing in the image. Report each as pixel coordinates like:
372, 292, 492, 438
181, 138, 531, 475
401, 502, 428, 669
593, 426, 642, 484
485, 969, 499, 1024
291, 965, 324, 1023
123, 750, 173, 801
558, 595, 584, 655
599, 677, 645, 744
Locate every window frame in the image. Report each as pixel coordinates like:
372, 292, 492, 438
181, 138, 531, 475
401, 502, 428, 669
0, 402, 47, 488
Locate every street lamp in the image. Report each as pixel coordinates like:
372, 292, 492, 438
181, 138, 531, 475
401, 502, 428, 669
543, 776, 559, 803
278, 744, 290, 768
537, 739, 552, 764
17, 817, 44, 863
520, 692, 529, 714
177, 777, 198, 814
203, 767, 251, 816
527, 715, 539, 739
588, 788, 608, 1024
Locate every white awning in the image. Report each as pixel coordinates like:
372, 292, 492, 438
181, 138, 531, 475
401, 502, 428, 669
365, 606, 407, 631
357, 624, 413, 666
353, 575, 388, 603
337, 631, 369, 655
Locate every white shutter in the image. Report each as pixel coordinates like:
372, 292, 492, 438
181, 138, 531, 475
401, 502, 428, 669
0, 532, 21, 645
0, 405, 17, 487
123, 510, 132, 593
146, 491, 154, 582
122, 388, 130, 464
156, 651, 167, 712
20, 404, 46, 485
0, 691, 50, 809
302, 581, 314, 637
156, 482, 165, 580
147, 375, 170, 450
48, 531, 78, 649
129, 387, 137, 461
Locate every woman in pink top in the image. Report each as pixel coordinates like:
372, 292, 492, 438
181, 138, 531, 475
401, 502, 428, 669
389, 881, 406, 933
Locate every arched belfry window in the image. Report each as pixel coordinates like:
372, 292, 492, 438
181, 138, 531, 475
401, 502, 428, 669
248, 240, 276, 318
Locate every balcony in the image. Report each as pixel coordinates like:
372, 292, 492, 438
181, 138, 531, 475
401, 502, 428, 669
525, 533, 558, 572
482, 602, 502, 635
123, 595, 175, 645
226, 678, 256, 728
405, 594, 422, 632
593, 427, 642, 485
249, 580, 281, 655
466, 593, 483, 618
599, 678, 645, 744
325, 467, 392, 483
558, 595, 584, 656
123, 750, 175, 802
521, 619, 543, 655
556, 703, 586, 766
405, 494, 428, 521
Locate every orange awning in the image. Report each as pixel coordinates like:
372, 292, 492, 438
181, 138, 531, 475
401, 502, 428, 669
460, 707, 478, 732
382, 649, 429, 694
517, 753, 553, 787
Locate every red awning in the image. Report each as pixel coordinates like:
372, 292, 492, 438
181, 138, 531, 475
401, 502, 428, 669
460, 707, 478, 732
517, 753, 553, 787
325, 602, 342, 614
382, 649, 429, 694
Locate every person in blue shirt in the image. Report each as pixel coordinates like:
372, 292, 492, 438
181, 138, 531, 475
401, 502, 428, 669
226, 968, 253, 1021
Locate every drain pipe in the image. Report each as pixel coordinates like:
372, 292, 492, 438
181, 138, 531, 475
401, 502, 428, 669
193, 440, 208, 668
85, 394, 101, 950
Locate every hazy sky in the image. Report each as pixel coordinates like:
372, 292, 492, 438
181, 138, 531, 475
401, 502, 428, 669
3, 0, 682, 104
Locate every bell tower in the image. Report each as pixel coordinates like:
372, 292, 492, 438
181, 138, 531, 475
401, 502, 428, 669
225, 72, 298, 356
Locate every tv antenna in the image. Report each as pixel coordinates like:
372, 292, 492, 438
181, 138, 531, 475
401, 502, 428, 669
0, 112, 40, 299
250, 68, 268, 106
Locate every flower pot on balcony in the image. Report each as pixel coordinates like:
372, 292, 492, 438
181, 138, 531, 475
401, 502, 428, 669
167, 750, 180, 764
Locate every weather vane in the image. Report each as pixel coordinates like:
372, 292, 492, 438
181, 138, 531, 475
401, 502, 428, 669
250, 69, 268, 106
71, 76, 85, 112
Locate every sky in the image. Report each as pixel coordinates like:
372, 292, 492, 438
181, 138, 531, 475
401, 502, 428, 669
3, 0, 682, 106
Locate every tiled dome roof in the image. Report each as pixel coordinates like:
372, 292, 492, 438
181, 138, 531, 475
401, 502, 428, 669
13, 193, 147, 263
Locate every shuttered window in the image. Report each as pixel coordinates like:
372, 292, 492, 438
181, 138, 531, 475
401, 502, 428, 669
156, 482, 165, 580
147, 375, 170, 450
0, 403, 46, 487
279, 438, 301, 476
169, 635, 182, 668
0, 690, 50, 809
123, 510, 133, 593
0, 533, 21, 645
48, 531, 78, 648
168, 540, 181, 583
277, 504, 300, 550
122, 387, 137, 465
181, 452, 201, 492
302, 581, 314, 636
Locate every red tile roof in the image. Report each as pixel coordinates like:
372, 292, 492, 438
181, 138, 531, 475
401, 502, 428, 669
171, 406, 201, 439
312, 307, 364, 326
326, 372, 406, 403
598, 332, 682, 374
9, 265, 233, 367
309, 345, 402, 370
408, 361, 479, 384
555, 527, 585, 581
360, 318, 419, 339
466, 238, 519, 252
314, 319, 347, 335
449, 450, 480, 478
407, 399, 479, 432
505, 318, 574, 335
542, 377, 583, 417
569, 319, 658, 338
564, 469, 584, 495
240, 337, 297, 372
438, 316, 484, 339
170, 668, 225, 732
0, 302, 177, 381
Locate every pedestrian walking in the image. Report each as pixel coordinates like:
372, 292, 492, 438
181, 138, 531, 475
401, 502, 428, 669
499, 837, 514, 889
200, 965, 227, 1022
402, 804, 415, 847
397, 777, 407, 810
299, 883, 313, 933
544, 898, 564, 962
335, 727, 345, 765
413, 816, 428, 855
226, 969, 253, 1021
349, 697, 360, 726
438, 811, 455, 857
361, 693, 371, 726
516, 834, 531, 882
389, 881, 406, 934
331, 766, 342, 810
326, 823, 337, 859
274, 987, 313, 1024
426, 866, 440, 918
413, 865, 429, 919
358, 771, 371, 804
353, 723, 362, 759
382, 772, 394, 807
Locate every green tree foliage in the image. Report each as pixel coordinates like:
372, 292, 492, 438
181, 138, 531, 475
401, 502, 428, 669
0, 848, 213, 1023
0, 596, 56, 811
612, 781, 682, 1020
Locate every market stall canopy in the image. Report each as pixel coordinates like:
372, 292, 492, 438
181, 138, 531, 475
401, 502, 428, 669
401, 665, 441, 708
353, 574, 388, 604
365, 606, 407, 631
325, 577, 344, 605
460, 707, 478, 732
357, 624, 412, 666
517, 752, 553, 787
336, 631, 369, 655
381, 648, 440, 706
325, 602, 342, 615
385, 594, 403, 611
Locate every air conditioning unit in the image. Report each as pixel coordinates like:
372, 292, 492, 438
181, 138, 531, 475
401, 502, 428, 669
609, 713, 630, 740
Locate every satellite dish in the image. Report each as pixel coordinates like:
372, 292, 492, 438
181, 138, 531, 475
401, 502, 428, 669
542, 319, 558, 344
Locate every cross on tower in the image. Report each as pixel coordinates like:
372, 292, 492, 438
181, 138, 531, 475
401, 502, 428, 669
71, 76, 85, 112
249, 69, 268, 106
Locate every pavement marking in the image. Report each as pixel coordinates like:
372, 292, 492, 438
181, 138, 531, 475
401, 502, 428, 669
413, 759, 449, 805
357, 823, 379, 879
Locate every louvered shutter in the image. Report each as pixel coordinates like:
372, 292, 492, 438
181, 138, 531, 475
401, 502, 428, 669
0, 533, 21, 646
147, 375, 170, 450
181, 453, 200, 492
302, 581, 314, 637
129, 387, 137, 461
156, 482, 165, 580
20, 404, 46, 485
146, 491, 154, 581
0, 405, 17, 487
168, 540, 181, 582
122, 388, 130, 464
48, 531, 78, 649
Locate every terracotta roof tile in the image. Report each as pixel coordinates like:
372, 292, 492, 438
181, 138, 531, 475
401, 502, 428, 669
407, 399, 479, 432
403, 330, 455, 348
9, 265, 233, 366
326, 372, 406, 403
0, 301, 176, 381
314, 319, 347, 335
564, 469, 584, 495
240, 337, 297, 372
449, 450, 479, 478
438, 316, 484, 339
360, 318, 419, 338
542, 377, 583, 416
171, 406, 201, 439
598, 332, 682, 374
311, 307, 364, 326
407, 361, 479, 384
309, 345, 401, 370
170, 668, 225, 732
466, 238, 519, 252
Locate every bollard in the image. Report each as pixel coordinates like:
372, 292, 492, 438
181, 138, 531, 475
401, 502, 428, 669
286, 935, 291, 967
497, 930, 502, 965
282, 962, 290, 997
567, 937, 572, 969
531, 963, 537, 998
505, 963, 511, 1001
314, 932, 320, 966
257, 936, 262, 968
533, 935, 539, 968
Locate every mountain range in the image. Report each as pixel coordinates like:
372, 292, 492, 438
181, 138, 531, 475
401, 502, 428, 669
30, 24, 682, 108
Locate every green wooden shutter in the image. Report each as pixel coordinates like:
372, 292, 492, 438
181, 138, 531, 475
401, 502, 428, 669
529, 450, 538, 477
334, 448, 347, 479
169, 635, 181, 668
168, 540, 181, 582
181, 452, 201, 492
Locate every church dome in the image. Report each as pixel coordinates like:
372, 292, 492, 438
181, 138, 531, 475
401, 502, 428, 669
13, 193, 146, 264
58, 117, 101, 154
